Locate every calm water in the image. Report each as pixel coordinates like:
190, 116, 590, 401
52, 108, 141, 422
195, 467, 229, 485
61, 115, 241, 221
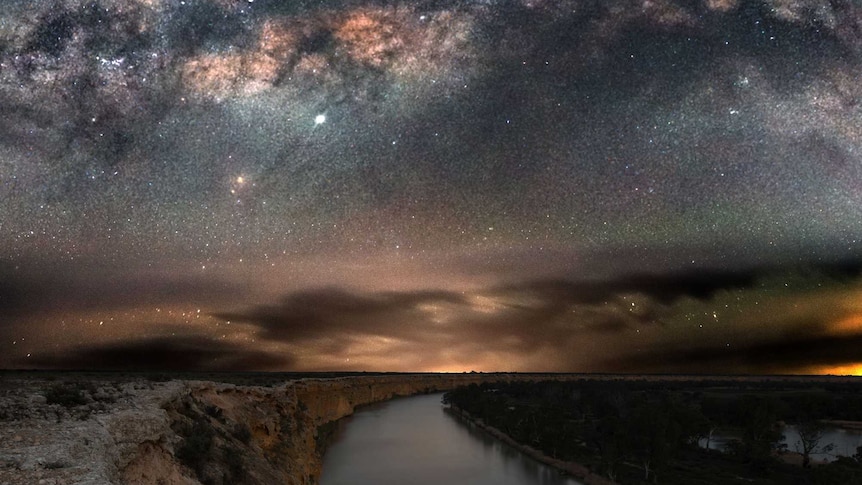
782, 425, 862, 462
320, 392, 582, 485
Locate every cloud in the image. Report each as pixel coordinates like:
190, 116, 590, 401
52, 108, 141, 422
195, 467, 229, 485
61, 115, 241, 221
605, 332, 862, 375
213, 283, 624, 371
42, 272, 248, 312
211, 262, 862, 371
215, 265, 798, 342
20, 335, 292, 371
492, 272, 758, 306
0, 260, 249, 320
7, 261, 862, 373
214, 287, 468, 341
205, 279, 645, 369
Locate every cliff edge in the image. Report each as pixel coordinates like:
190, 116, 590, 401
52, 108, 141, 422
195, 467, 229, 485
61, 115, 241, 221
0, 373, 552, 484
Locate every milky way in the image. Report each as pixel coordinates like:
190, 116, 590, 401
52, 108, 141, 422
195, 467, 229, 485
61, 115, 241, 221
2, 0, 862, 374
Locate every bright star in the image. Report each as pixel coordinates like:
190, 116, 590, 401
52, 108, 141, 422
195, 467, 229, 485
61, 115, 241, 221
314, 114, 326, 125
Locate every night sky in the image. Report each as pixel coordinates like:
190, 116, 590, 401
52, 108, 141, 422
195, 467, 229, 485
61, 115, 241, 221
2, 0, 862, 374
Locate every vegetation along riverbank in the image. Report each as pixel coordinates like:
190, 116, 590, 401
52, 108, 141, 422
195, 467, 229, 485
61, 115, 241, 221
443, 378, 862, 484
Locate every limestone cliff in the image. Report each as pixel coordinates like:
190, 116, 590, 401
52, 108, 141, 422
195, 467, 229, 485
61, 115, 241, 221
0, 373, 565, 484
160, 374, 552, 484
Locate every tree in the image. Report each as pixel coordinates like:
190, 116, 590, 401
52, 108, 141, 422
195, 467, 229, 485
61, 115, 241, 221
672, 399, 712, 449
735, 395, 783, 474
588, 414, 627, 481
795, 421, 835, 468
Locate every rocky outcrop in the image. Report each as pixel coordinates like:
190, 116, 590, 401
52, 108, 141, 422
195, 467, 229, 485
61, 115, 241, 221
0, 373, 566, 484
0, 379, 188, 485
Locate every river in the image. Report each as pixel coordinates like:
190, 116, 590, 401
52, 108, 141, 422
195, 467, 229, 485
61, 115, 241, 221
320, 392, 583, 485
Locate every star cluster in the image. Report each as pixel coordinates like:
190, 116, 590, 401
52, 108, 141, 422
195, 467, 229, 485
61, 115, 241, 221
2, 0, 862, 373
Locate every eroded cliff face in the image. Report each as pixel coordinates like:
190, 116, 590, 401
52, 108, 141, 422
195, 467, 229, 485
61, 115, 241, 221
0, 373, 555, 485
163, 374, 543, 485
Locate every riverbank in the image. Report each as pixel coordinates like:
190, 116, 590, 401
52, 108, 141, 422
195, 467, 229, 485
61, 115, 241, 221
446, 405, 615, 485
0, 372, 582, 484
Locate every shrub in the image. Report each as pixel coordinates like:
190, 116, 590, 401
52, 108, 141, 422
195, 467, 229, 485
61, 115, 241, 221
204, 404, 223, 420
176, 420, 214, 476
224, 447, 247, 482
232, 424, 252, 444
44, 385, 87, 408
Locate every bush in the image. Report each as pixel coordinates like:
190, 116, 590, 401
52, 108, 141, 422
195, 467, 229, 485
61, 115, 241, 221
232, 424, 252, 444
177, 420, 214, 476
44, 385, 87, 408
205, 404, 223, 420
224, 447, 247, 482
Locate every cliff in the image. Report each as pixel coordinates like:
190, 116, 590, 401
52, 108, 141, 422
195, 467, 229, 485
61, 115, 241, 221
0, 373, 565, 484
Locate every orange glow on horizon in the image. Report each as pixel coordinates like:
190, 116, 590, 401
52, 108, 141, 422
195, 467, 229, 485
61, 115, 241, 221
812, 363, 862, 376
831, 314, 862, 335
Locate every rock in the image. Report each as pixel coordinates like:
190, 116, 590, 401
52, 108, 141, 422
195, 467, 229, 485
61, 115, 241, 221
120, 442, 197, 485
98, 409, 173, 470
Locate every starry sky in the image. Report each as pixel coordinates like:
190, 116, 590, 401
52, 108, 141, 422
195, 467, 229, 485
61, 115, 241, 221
2, 0, 862, 374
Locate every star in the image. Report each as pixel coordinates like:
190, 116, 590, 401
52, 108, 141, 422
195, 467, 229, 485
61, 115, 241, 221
2, 0, 861, 375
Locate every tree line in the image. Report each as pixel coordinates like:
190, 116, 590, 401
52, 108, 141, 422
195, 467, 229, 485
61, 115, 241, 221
443, 379, 862, 484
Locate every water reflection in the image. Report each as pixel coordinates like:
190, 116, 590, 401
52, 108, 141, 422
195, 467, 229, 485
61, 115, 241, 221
321, 393, 582, 485
782, 426, 862, 462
